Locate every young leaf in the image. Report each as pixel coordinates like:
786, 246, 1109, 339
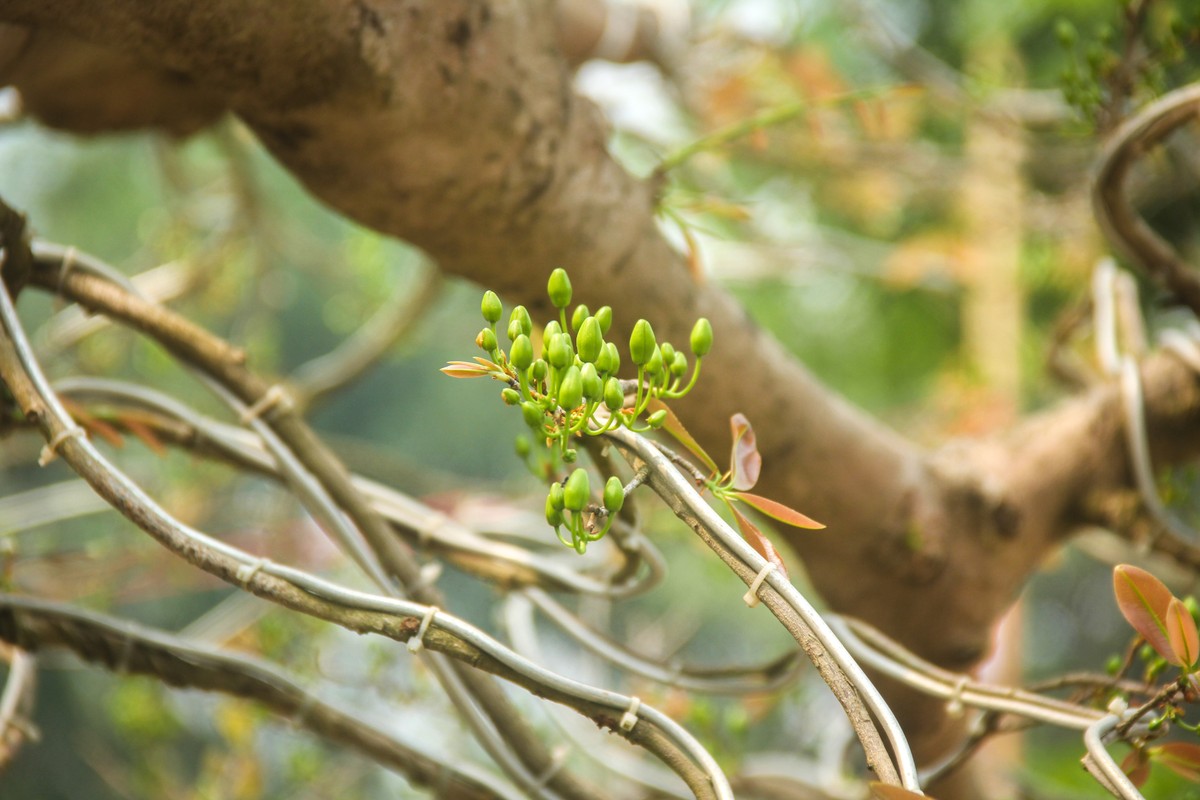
730, 491, 825, 530
868, 783, 935, 800
729, 412, 761, 491
1167, 596, 1200, 669
730, 504, 788, 579
1154, 742, 1200, 782
121, 414, 168, 457
441, 361, 491, 378
647, 398, 719, 474
1113, 564, 1180, 665
1122, 749, 1151, 788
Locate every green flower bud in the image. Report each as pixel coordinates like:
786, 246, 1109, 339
690, 318, 713, 357
670, 351, 688, 377
521, 402, 543, 430
629, 320, 656, 366
543, 320, 563, 342
603, 476, 625, 514
549, 332, 573, 369
660, 342, 676, 365
558, 365, 583, 409
599, 342, 620, 375
548, 268, 573, 309
647, 409, 668, 428
645, 345, 663, 376
481, 291, 503, 324
549, 481, 565, 510
510, 305, 533, 337
531, 359, 548, 381
476, 328, 498, 353
507, 319, 523, 342
501, 388, 521, 405
576, 317, 603, 363
595, 305, 613, 334
515, 435, 531, 458
546, 493, 564, 527
563, 468, 590, 511
581, 363, 602, 401
510, 334, 534, 370
604, 377, 624, 411
563, 448, 578, 463
571, 304, 590, 332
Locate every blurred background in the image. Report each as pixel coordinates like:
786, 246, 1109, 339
3, 0, 1200, 797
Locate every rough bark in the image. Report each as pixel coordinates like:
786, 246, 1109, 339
3, 0, 1200, 793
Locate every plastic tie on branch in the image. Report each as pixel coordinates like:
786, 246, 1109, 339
239, 384, 295, 424
619, 695, 642, 732
235, 556, 272, 585
533, 744, 571, 789
742, 562, 777, 608
55, 245, 78, 302
946, 675, 968, 718
407, 606, 439, 653
37, 425, 86, 466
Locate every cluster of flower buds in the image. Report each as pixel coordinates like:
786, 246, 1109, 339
445, 267, 713, 552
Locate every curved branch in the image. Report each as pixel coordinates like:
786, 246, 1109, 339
1093, 84, 1200, 315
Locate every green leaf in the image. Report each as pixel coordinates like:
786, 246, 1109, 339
729, 491, 825, 529
1154, 742, 1200, 782
729, 504, 788, 579
647, 398, 718, 474
1113, 564, 1179, 665
1167, 596, 1200, 669
728, 413, 761, 491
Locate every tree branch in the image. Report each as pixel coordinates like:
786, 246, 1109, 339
0, 595, 505, 800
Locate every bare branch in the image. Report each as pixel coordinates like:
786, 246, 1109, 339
0, 596, 505, 800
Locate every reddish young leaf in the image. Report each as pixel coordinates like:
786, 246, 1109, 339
868, 783, 934, 800
121, 415, 168, 457
1114, 564, 1180, 665
1167, 596, 1200, 668
1122, 749, 1151, 788
647, 398, 719, 474
730, 491, 825, 530
729, 413, 761, 491
61, 399, 125, 449
1154, 742, 1200, 782
441, 361, 491, 378
730, 504, 788, 580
